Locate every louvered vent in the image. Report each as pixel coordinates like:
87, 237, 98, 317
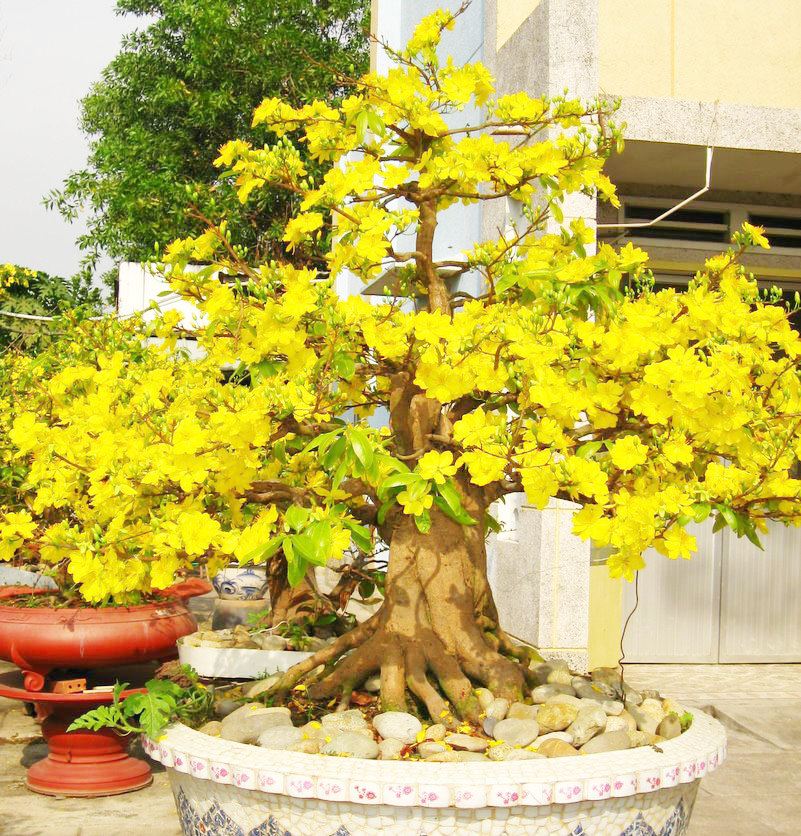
620, 203, 730, 243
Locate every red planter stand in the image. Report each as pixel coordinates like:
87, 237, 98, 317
0, 670, 152, 797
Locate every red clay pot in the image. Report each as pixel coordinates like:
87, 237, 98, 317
0, 578, 211, 690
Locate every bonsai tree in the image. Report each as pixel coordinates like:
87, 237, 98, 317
4, 7, 801, 725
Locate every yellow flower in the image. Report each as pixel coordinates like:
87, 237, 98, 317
417, 451, 458, 485
396, 489, 433, 517
609, 436, 648, 471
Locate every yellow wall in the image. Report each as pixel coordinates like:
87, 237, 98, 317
588, 565, 623, 669
497, 0, 542, 50
599, 0, 801, 109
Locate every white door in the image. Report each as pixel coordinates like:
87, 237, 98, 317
620, 522, 801, 663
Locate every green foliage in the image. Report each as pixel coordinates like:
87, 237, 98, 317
46, 0, 370, 292
68, 669, 213, 737
0, 264, 101, 352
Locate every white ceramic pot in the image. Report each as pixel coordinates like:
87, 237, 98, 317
177, 640, 313, 678
212, 566, 269, 600
146, 710, 726, 836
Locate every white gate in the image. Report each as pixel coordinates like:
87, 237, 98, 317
621, 521, 801, 663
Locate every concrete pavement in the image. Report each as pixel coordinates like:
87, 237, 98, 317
0, 662, 798, 835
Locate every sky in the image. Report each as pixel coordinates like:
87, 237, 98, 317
0, 1, 141, 279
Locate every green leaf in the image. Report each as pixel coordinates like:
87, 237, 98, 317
331, 352, 356, 380
285, 505, 309, 532
377, 498, 395, 525
322, 436, 347, 470
284, 540, 307, 587
376, 471, 416, 501
303, 429, 341, 455
575, 441, 603, 459
413, 509, 431, 534
293, 520, 332, 566
343, 519, 372, 552
347, 427, 374, 471
121, 680, 181, 738
484, 512, 502, 533
241, 534, 284, 564
434, 482, 477, 525
692, 502, 711, 523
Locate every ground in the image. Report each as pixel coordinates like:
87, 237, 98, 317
0, 662, 798, 836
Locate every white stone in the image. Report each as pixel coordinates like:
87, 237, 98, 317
492, 718, 539, 747
372, 712, 423, 744
321, 709, 368, 732
485, 697, 509, 721
531, 683, 575, 703
444, 734, 489, 752
257, 725, 304, 750
321, 731, 379, 759
566, 705, 607, 747
507, 702, 539, 722
474, 688, 494, 710
378, 738, 406, 760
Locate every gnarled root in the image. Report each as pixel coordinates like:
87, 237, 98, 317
266, 511, 527, 725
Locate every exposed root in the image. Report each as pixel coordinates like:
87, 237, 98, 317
262, 614, 379, 698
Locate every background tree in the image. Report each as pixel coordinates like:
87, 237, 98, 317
46, 0, 369, 295
5, 9, 801, 726
0, 264, 101, 352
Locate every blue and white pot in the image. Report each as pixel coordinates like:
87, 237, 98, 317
212, 565, 269, 600
147, 709, 726, 836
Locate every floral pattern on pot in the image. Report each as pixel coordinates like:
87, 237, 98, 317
212, 566, 269, 600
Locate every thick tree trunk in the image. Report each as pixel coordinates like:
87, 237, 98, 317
268, 507, 530, 725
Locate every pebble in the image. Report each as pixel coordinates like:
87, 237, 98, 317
290, 739, 321, 754
253, 634, 288, 651
364, 675, 381, 693
537, 702, 578, 731
245, 675, 281, 698
627, 730, 659, 747
579, 730, 632, 754
257, 725, 305, 750
546, 694, 584, 708
417, 741, 448, 757
641, 698, 666, 718
629, 704, 660, 735
214, 699, 239, 718
657, 715, 682, 740
640, 689, 662, 701
378, 738, 406, 760
224, 704, 291, 724
545, 668, 574, 686
198, 720, 222, 736
535, 731, 574, 745
575, 681, 618, 700
475, 688, 495, 710
444, 733, 489, 752
617, 709, 638, 732
580, 696, 624, 716
425, 723, 447, 741
507, 702, 539, 722
321, 709, 368, 733
661, 698, 686, 717
485, 697, 510, 721
300, 721, 326, 740
537, 738, 579, 758
566, 705, 607, 747
372, 712, 422, 744
425, 751, 489, 763
531, 683, 575, 703
604, 715, 629, 734
221, 707, 292, 744
492, 718, 539, 747
322, 731, 379, 759
487, 742, 546, 761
